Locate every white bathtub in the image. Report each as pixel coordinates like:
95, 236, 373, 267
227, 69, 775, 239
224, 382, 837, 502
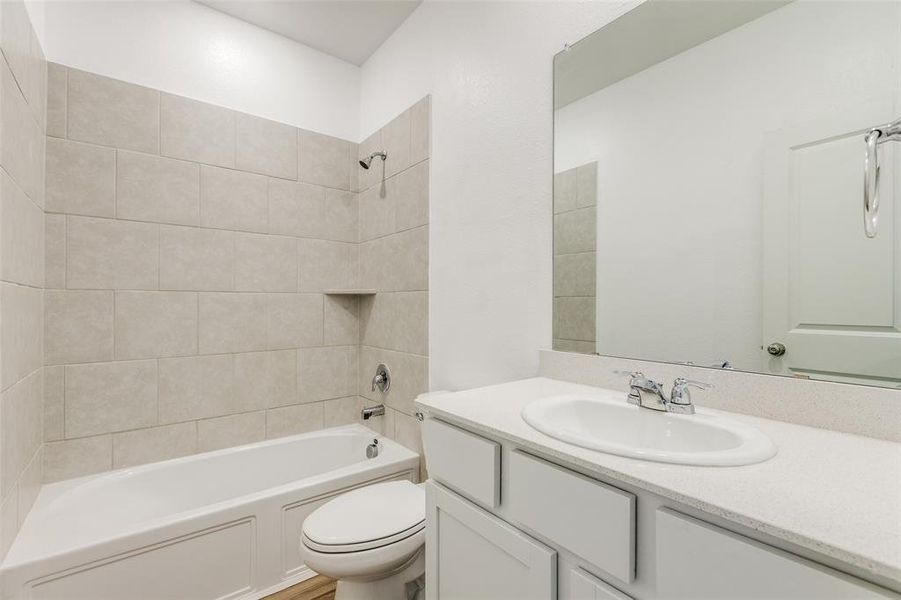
1, 424, 419, 600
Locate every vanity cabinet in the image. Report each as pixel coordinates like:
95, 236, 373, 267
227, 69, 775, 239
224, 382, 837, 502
425, 481, 557, 600
422, 417, 899, 600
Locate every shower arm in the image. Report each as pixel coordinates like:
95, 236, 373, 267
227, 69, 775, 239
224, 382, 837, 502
863, 117, 901, 239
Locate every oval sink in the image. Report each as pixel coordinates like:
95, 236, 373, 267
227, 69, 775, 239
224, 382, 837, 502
521, 394, 776, 466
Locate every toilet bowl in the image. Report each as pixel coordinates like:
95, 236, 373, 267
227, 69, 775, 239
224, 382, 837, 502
300, 480, 425, 600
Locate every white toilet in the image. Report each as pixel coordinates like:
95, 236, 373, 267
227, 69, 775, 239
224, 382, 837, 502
300, 480, 425, 600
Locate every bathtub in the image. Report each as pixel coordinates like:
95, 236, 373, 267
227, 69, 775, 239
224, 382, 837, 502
1, 424, 419, 600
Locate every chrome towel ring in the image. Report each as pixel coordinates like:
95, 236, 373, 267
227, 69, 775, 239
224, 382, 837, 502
864, 117, 901, 238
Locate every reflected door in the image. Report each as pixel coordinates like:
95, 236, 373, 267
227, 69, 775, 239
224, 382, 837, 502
763, 101, 901, 387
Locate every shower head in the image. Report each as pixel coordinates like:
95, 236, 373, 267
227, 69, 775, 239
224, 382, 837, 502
359, 151, 387, 170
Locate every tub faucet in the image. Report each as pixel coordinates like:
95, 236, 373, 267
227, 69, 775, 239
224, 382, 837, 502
361, 404, 385, 420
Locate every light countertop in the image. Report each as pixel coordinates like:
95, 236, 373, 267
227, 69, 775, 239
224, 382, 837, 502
415, 377, 901, 585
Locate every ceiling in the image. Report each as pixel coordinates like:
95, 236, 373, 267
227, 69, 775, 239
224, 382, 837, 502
197, 0, 422, 66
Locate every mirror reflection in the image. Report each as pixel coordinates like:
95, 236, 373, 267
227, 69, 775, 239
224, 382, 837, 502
553, 0, 901, 388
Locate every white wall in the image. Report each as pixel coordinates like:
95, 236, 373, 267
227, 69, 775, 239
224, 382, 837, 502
34, 0, 361, 141
554, 0, 900, 372
360, 1, 635, 392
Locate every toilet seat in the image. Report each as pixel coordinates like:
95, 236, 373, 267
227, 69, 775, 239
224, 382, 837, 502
301, 481, 425, 554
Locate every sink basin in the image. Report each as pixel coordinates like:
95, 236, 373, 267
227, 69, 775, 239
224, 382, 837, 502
521, 394, 776, 466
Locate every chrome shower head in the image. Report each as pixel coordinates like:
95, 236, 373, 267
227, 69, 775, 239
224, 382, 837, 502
359, 151, 387, 170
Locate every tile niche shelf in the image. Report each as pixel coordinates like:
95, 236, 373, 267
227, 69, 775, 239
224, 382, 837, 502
323, 289, 377, 296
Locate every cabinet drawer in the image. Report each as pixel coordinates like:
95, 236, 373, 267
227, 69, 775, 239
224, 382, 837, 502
570, 567, 633, 600
507, 450, 636, 583
656, 509, 897, 599
422, 419, 500, 508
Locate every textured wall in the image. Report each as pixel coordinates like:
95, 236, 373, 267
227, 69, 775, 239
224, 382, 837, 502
0, 0, 47, 559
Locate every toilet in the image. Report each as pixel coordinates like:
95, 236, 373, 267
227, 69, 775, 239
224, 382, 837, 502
300, 481, 426, 600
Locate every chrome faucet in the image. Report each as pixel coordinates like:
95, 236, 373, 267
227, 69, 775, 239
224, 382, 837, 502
361, 404, 385, 420
615, 371, 711, 415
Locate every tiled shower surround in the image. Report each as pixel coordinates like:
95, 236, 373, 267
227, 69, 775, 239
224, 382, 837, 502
42, 64, 430, 482
0, 1, 47, 558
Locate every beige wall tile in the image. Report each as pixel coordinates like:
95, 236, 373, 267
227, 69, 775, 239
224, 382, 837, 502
45, 214, 66, 289
554, 168, 578, 214
67, 68, 159, 153
197, 411, 265, 453
159, 225, 234, 291
267, 293, 323, 349
1, 170, 43, 287
553, 297, 596, 342
323, 396, 363, 428
115, 291, 198, 360
199, 293, 267, 354
0, 480, 18, 560
392, 410, 423, 455
44, 290, 113, 365
44, 435, 111, 483
298, 129, 353, 190
116, 150, 200, 226
357, 130, 383, 191
160, 93, 236, 168
324, 295, 359, 346
235, 233, 297, 292
0, 371, 42, 498
553, 339, 596, 354
236, 114, 297, 180
66, 216, 159, 290
47, 62, 67, 138
112, 422, 196, 469
554, 252, 596, 298
298, 345, 357, 402
410, 96, 430, 165
381, 110, 411, 178
200, 165, 268, 233
298, 239, 358, 292
358, 182, 395, 242
265, 403, 323, 439
235, 350, 296, 409
65, 360, 158, 437
359, 346, 427, 415
394, 160, 429, 232
360, 292, 428, 356
158, 354, 235, 423
554, 207, 596, 255
1, 0, 46, 126
576, 163, 597, 208
45, 137, 115, 217
360, 226, 427, 292
1, 59, 44, 205
268, 179, 321, 238
17, 446, 42, 525
1, 283, 42, 389
323, 189, 357, 243
43, 366, 64, 442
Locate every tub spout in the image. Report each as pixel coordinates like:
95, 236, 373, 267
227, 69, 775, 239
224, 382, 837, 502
361, 404, 385, 420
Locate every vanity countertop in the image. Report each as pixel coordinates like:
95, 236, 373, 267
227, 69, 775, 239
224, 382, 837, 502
415, 377, 901, 584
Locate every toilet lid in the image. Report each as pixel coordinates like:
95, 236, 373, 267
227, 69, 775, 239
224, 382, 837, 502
302, 481, 425, 550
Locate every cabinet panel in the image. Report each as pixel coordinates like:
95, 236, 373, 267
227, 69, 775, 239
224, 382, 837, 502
426, 482, 556, 600
422, 418, 500, 508
570, 567, 633, 600
507, 450, 635, 583
656, 508, 897, 599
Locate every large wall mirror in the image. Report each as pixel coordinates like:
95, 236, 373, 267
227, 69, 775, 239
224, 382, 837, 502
553, 0, 901, 388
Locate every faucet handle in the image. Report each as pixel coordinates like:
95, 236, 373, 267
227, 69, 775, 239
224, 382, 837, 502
669, 377, 712, 411
614, 370, 647, 406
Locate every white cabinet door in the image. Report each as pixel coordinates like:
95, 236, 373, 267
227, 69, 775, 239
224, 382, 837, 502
656, 509, 897, 599
569, 567, 633, 600
425, 481, 557, 600
763, 99, 901, 386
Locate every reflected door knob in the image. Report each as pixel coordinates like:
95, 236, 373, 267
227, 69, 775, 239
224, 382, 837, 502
766, 342, 786, 356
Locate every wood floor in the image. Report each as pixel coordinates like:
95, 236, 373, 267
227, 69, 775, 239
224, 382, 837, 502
262, 575, 337, 600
